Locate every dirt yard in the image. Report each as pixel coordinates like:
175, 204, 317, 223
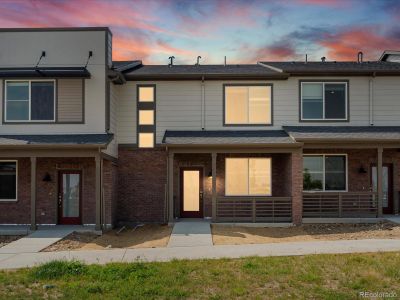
212, 222, 400, 245
0, 236, 21, 248
42, 224, 173, 252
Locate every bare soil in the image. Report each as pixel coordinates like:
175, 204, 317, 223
0, 236, 22, 248
212, 221, 400, 245
42, 224, 173, 252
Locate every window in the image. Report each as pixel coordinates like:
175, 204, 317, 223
5, 80, 55, 122
301, 82, 347, 121
137, 85, 156, 148
0, 161, 17, 201
303, 155, 347, 191
225, 158, 271, 196
224, 85, 272, 125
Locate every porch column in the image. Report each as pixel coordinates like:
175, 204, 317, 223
30, 157, 37, 231
291, 149, 303, 225
95, 154, 102, 231
211, 152, 217, 221
377, 147, 383, 217
168, 152, 174, 223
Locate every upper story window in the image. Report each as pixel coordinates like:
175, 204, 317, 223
224, 85, 272, 125
5, 80, 55, 122
301, 81, 348, 121
137, 85, 156, 148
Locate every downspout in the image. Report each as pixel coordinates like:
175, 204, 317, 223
165, 146, 169, 224
201, 75, 205, 130
369, 73, 375, 126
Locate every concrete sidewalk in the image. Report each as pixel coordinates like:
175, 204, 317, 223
0, 239, 400, 270
167, 219, 213, 247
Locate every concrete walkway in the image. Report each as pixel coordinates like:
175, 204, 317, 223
0, 227, 76, 254
167, 219, 213, 247
0, 239, 400, 270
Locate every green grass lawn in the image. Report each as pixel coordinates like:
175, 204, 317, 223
1, 252, 400, 299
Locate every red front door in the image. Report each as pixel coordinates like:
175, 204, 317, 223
58, 170, 82, 225
180, 168, 204, 218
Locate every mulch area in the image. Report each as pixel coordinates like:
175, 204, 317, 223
0, 236, 22, 248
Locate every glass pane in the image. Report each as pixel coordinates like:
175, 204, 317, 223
325, 84, 346, 119
225, 86, 248, 124
183, 170, 200, 211
249, 158, 271, 195
139, 87, 154, 102
138, 133, 154, 148
0, 162, 16, 200
303, 156, 323, 190
6, 100, 29, 121
31, 81, 54, 120
325, 156, 346, 191
225, 158, 248, 195
63, 174, 80, 217
249, 86, 271, 124
373, 167, 389, 208
302, 83, 323, 119
6, 82, 29, 100
139, 110, 154, 125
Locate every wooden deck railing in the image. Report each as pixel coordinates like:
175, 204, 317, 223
216, 196, 292, 223
303, 192, 378, 218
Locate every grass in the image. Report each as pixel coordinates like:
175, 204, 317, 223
0, 252, 400, 299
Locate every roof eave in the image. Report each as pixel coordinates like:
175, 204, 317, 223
124, 74, 290, 81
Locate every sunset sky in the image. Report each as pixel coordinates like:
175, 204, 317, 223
0, 0, 399, 64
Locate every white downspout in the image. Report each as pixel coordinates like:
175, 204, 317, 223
201, 76, 205, 130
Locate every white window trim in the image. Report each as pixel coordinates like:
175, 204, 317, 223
224, 85, 272, 125
0, 160, 18, 202
5, 79, 56, 122
303, 154, 348, 192
225, 157, 272, 196
300, 82, 348, 121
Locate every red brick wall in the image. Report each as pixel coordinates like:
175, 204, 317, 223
291, 151, 303, 225
103, 160, 118, 227
117, 147, 167, 224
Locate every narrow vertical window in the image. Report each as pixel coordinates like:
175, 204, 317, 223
137, 85, 156, 148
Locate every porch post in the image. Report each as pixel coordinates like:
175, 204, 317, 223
168, 152, 174, 223
30, 157, 37, 231
211, 152, 217, 221
95, 154, 102, 231
377, 147, 383, 217
291, 149, 303, 225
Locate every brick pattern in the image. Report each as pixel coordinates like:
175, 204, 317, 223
117, 147, 167, 224
291, 150, 303, 225
103, 160, 118, 226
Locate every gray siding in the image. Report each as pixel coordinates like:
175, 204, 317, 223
373, 77, 400, 125
57, 79, 84, 123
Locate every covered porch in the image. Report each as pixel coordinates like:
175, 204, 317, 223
164, 130, 304, 224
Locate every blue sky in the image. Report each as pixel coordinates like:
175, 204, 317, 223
0, 0, 399, 64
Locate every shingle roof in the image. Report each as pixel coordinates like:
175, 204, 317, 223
260, 61, 400, 75
163, 130, 296, 145
284, 126, 400, 141
124, 64, 288, 80
112, 60, 142, 72
0, 134, 113, 146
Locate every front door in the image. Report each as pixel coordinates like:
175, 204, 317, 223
371, 164, 393, 214
180, 168, 203, 218
58, 171, 82, 225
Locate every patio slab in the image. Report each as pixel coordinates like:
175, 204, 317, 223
167, 219, 213, 247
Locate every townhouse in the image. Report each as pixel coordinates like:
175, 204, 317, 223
1, 27, 400, 231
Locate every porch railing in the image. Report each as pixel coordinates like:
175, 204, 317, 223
303, 192, 378, 218
216, 196, 292, 223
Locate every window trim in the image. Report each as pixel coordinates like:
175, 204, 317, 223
4, 79, 56, 123
136, 84, 156, 148
225, 157, 272, 196
223, 83, 273, 127
299, 80, 349, 122
0, 160, 18, 202
303, 154, 348, 192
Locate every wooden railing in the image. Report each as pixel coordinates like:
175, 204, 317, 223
216, 196, 292, 223
303, 192, 378, 218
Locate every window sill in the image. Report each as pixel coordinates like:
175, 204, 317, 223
0, 199, 18, 203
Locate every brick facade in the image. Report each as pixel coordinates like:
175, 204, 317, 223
103, 160, 118, 227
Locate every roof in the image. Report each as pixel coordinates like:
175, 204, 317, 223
259, 61, 400, 76
112, 60, 142, 72
284, 126, 400, 142
123, 64, 289, 80
0, 134, 113, 147
379, 50, 400, 62
0, 67, 91, 78
163, 130, 296, 145
0, 27, 112, 34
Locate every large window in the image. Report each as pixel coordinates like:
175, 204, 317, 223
225, 158, 271, 196
0, 161, 17, 201
224, 85, 272, 125
301, 82, 347, 121
5, 80, 55, 122
137, 85, 156, 148
303, 155, 347, 191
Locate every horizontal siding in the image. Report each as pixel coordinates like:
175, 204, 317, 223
57, 79, 83, 123
373, 77, 400, 125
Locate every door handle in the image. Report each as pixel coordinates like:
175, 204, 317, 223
58, 194, 62, 207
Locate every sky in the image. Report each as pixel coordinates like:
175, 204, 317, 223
0, 0, 399, 64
